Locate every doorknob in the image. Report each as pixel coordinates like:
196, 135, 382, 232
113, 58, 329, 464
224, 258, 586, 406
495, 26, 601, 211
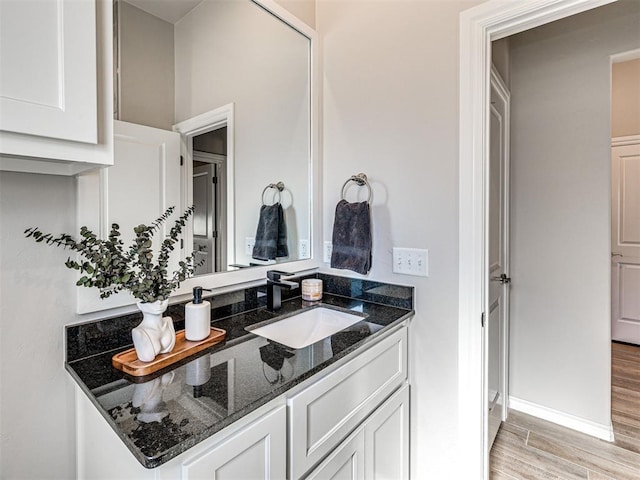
491, 273, 511, 284
611, 252, 623, 258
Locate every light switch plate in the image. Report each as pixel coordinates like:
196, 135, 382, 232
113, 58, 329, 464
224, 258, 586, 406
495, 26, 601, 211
323, 241, 333, 263
245, 237, 255, 256
299, 239, 310, 259
392, 247, 428, 276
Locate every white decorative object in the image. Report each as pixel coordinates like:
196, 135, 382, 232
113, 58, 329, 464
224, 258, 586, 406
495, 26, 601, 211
132, 300, 176, 362
131, 372, 175, 423
184, 287, 212, 341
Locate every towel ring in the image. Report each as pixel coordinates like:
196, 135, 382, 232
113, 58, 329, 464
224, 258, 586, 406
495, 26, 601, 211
341, 173, 372, 204
262, 182, 284, 206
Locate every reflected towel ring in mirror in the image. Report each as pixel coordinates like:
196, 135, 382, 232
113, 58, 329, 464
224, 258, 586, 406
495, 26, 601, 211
341, 173, 372, 204
262, 181, 285, 206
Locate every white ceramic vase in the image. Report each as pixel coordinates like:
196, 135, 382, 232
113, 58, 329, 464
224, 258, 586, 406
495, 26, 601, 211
132, 299, 176, 362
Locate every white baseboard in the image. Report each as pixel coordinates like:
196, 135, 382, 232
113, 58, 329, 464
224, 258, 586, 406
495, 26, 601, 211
508, 396, 615, 442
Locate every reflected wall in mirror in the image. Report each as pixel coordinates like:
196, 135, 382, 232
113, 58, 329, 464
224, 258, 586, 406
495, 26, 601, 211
116, 0, 312, 276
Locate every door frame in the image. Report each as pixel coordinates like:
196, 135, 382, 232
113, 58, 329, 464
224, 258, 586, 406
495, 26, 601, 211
457, 0, 618, 478
174, 103, 236, 273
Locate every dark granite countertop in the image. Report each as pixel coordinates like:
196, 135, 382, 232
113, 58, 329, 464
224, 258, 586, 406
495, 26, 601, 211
66, 274, 414, 469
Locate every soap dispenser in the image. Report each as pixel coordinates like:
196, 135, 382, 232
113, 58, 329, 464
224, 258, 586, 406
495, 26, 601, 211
185, 286, 212, 341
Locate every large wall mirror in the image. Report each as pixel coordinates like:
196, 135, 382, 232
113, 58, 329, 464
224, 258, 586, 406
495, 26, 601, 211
115, 0, 315, 284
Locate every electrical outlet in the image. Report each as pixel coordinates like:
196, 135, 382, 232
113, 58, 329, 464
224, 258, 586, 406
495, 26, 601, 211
323, 241, 333, 263
245, 237, 255, 256
299, 239, 310, 259
392, 247, 428, 277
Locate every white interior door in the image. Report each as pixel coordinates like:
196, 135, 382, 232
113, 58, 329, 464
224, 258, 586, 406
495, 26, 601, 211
486, 68, 510, 455
76, 121, 182, 313
611, 137, 640, 345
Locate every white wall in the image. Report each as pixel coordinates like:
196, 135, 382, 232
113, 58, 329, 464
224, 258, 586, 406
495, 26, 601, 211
119, 1, 175, 130
317, 1, 483, 477
0, 172, 78, 479
508, 0, 640, 426
174, 0, 310, 266
275, 0, 316, 28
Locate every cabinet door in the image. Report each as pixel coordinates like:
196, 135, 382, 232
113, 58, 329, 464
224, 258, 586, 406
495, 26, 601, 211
364, 384, 410, 480
76, 120, 182, 313
288, 327, 407, 479
181, 405, 286, 480
305, 429, 365, 480
0, 0, 113, 175
0, 0, 96, 142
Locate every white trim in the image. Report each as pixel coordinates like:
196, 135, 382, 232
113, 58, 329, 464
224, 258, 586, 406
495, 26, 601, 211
612, 135, 640, 147
458, 1, 618, 478
509, 396, 615, 441
611, 48, 640, 63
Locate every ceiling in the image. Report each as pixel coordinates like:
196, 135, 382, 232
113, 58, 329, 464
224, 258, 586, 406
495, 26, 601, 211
123, 0, 204, 24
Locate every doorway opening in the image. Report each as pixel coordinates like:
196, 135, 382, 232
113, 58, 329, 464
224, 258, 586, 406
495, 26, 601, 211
174, 104, 236, 275
610, 51, 640, 346
192, 127, 228, 274
459, 1, 630, 478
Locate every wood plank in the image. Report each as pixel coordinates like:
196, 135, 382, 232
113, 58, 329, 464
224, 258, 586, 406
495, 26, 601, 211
612, 431, 640, 455
612, 342, 640, 357
587, 471, 616, 480
613, 411, 640, 436
490, 448, 565, 480
491, 424, 588, 480
527, 432, 640, 480
612, 388, 640, 420
507, 411, 614, 453
490, 469, 519, 480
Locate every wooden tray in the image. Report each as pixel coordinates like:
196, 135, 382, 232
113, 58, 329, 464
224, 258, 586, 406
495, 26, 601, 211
112, 327, 226, 377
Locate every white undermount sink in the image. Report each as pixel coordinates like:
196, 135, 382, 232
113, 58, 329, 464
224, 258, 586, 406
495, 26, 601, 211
247, 307, 365, 349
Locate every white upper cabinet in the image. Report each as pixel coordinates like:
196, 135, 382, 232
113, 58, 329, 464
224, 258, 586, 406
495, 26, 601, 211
0, 0, 113, 175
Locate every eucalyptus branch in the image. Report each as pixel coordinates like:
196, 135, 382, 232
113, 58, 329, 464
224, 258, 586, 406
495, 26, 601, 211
25, 207, 199, 303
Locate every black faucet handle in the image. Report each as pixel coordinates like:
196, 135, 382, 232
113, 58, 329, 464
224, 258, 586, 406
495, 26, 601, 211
267, 270, 294, 282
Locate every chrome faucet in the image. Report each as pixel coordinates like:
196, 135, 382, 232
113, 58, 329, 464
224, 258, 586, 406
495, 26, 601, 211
266, 270, 299, 312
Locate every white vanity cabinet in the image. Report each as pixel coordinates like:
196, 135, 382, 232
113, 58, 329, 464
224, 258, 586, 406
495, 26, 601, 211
180, 405, 287, 479
288, 326, 408, 479
76, 324, 410, 479
0, 0, 113, 175
307, 384, 410, 480
76, 390, 287, 480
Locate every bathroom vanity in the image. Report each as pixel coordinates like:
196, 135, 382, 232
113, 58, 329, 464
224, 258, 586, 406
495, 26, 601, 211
68, 275, 413, 479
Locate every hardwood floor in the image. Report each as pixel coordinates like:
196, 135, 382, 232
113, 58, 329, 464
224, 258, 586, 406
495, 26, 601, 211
490, 342, 640, 479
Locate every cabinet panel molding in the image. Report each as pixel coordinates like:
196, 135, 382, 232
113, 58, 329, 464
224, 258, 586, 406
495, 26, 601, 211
288, 327, 407, 479
181, 405, 287, 479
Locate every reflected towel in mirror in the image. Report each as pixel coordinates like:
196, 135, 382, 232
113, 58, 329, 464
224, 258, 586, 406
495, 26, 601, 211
252, 203, 288, 261
330, 200, 372, 275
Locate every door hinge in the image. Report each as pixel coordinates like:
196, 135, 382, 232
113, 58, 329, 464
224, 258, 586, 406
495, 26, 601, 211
481, 312, 486, 328
213, 230, 218, 238
212, 176, 218, 184
180, 239, 184, 249
180, 155, 184, 166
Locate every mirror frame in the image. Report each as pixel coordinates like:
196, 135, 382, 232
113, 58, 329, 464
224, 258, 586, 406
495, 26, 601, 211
174, 0, 320, 298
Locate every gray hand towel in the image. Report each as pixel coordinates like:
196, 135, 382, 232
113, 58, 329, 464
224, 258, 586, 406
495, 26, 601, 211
330, 199, 372, 275
252, 203, 289, 261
